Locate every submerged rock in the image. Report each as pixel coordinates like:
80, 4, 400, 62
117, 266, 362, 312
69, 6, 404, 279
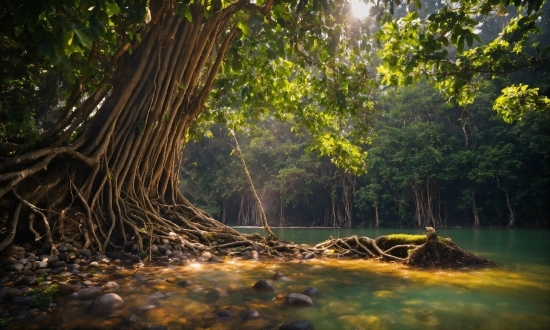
279, 320, 315, 330
177, 280, 195, 287
252, 279, 276, 292
89, 293, 125, 314
241, 309, 261, 320
273, 271, 286, 280
302, 286, 319, 296
284, 293, 313, 307
58, 283, 81, 296
70, 286, 103, 300
102, 281, 120, 292
208, 255, 223, 263
216, 310, 233, 319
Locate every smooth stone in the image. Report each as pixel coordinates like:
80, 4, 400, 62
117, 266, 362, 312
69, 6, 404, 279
37, 261, 48, 268
284, 293, 314, 307
252, 279, 276, 292
19, 259, 29, 265
58, 253, 69, 262
241, 250, 251, 257
156, 245, 167, 255
9, 263, 24, 271
88, 261, 100, 268
161, 239, 170, 245
251, 251, 259, 259
89, 293, 125, 314
80, 249, 91, 258
47, 255, 59, 263
179, 260, 191, 266
170, 251, 184, 259
150, 245, 162, 256
201, 251, 212, 259
3, 257, 17, 264
208, 255, 223, 263
51, 261, 67, 268
302, 286, 320, 296
0, 288, 22, 300
12, 295, 37, 304
279, 320, 315, 330
216, 310, 233, 319
102, 281, 120, 292
163, 244, 172, 251
34, 268, 52, 275
69, 286, 103, 300
273, 271, 286, 280
58, 245, 68, 253
22, 270, 34, 276
303, 253, 315, 260
0, 276, 10, 283
15, 275, 37, 286
241, 309, 261, 320
58, 283, 82, 295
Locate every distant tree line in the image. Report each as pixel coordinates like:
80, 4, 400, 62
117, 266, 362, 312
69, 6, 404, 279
180, 81, 550, 228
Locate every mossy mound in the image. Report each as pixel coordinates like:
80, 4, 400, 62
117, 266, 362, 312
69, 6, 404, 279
374, 234, 454, 258
404, 238, 494, 268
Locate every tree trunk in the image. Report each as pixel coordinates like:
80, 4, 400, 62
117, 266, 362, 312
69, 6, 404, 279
0, 2, 265, 254
471, 186, 480, 228
374, 199, 380, 228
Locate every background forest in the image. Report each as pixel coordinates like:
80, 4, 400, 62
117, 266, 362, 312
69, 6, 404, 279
178, 0, 550, 229
181, 81, 550, 228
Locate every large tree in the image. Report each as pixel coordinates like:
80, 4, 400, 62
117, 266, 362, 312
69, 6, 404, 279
0, 0, 547, 254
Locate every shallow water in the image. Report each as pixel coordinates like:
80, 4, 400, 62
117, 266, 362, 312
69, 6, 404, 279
10, 229, 550, 329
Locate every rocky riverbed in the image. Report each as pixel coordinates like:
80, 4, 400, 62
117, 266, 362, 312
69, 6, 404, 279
0, 242, 319, 329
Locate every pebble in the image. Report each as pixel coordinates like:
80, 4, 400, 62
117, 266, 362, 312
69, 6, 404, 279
202, 252, 212, 259
251, 251, 259, 259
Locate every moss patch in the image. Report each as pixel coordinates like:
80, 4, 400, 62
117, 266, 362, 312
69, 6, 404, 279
384, 234, 428, 244
25, 283, 59, 309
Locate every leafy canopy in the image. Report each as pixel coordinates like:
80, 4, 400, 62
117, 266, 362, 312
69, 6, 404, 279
1, 0, 548, 169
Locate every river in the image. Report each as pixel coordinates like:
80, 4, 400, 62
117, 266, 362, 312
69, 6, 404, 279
10, 228, 550, 329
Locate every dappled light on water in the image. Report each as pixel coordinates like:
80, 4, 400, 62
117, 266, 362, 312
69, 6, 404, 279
15, 257, 550, 330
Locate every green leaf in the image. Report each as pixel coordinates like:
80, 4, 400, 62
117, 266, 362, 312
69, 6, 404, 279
74, 29, 92, 49
106, 1, 120, 16
237, 21, 251, 37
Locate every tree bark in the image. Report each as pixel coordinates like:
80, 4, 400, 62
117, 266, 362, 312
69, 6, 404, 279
0, 2, 268, 254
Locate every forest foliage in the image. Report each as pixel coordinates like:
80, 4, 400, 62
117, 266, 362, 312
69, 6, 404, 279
0, 0, 549, 253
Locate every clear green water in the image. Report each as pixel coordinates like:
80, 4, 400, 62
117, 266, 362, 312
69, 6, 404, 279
13, 229, 550, 329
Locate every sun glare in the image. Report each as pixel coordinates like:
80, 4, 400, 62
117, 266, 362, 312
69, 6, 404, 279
351, 0, 371, 20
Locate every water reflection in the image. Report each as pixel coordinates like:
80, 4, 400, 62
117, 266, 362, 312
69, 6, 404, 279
13, 256, 550, 330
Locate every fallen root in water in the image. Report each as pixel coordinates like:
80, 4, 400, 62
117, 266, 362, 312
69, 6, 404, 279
250, 227, 495, 269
